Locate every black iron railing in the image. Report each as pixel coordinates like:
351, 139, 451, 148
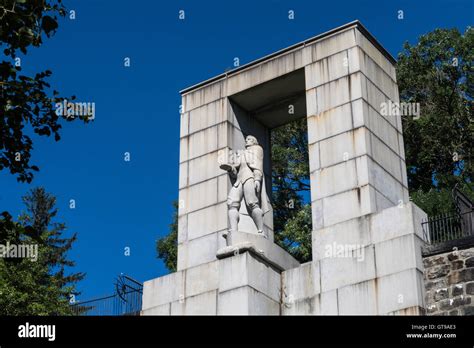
422, 209, 474, 245
71, 274, 143, 316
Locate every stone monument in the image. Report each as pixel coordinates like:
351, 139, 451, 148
141, 20, 428, 315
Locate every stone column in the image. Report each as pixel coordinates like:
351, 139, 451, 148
177, 84, 229, 271
303, 26, 426, 315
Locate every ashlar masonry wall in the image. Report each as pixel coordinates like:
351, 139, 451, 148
142, 20, 428, 315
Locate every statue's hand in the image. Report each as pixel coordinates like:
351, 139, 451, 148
220, 163, 237, 176
219, 163, 233, 172
255, 180, 261, 194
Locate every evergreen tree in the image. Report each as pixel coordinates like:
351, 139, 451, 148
0, 188, 84, 315
271, 118, 312, 262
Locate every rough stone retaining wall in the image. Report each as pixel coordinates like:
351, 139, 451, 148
423, 247, 474, 315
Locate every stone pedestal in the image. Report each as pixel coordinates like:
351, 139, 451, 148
141, 235, 299, 315
281, 202, 427, 315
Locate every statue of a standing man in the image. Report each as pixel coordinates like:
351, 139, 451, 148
220, 135, 270, 246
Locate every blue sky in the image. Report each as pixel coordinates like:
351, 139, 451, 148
0, 0, 472, 300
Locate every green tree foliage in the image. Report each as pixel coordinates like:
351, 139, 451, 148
397, 27, 473, 214
0, 1, 86, 314
0, 187, 84, 315
0, 0, 90, 183
271, 118, 312, 262
156, 201, 178, 272
410, 183, 474, 217
276, 203, 312, 262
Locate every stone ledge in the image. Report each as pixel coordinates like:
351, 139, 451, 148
216, 232, 300, 272
387, 306, 425, 315
180, 21, 395, 96
141, 303, 171, 316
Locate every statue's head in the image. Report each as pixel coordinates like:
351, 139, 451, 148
245, 135, 259, 147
